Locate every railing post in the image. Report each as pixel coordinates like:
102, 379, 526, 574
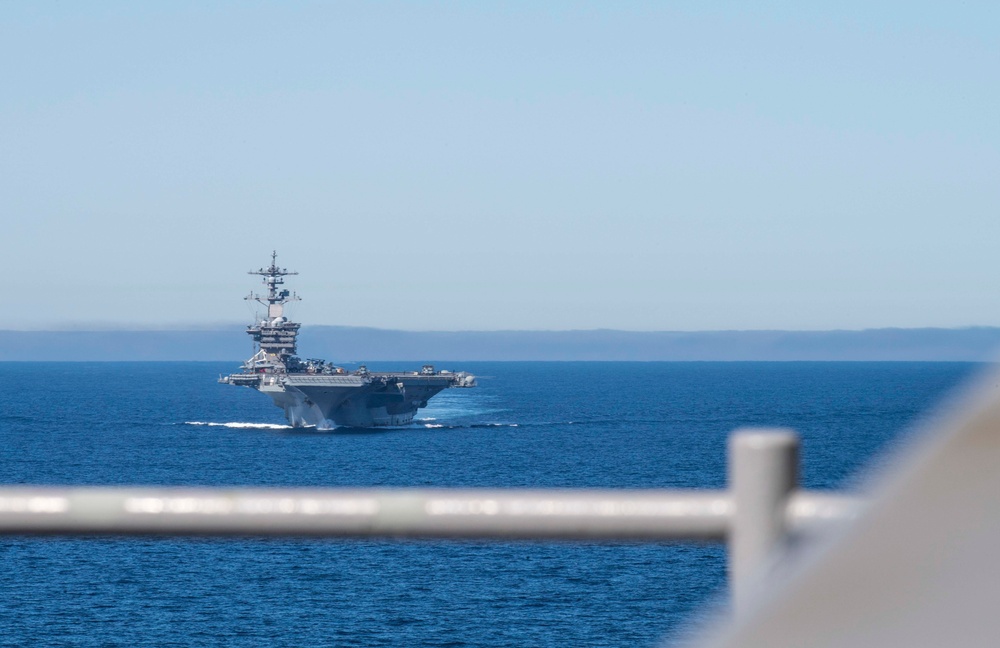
728, 428, 799, 615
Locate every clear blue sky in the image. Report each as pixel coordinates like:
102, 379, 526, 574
3, 2, 998, 331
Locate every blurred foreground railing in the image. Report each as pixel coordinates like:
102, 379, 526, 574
0, 428, 863, 613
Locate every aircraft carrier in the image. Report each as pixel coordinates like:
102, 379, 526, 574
220, 253, 476, 428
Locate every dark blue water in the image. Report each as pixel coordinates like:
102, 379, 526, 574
0, 361, 980, 646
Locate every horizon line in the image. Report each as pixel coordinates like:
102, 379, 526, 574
4, 325, 1000, 334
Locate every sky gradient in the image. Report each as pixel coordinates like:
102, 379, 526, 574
3, 2, 998, 331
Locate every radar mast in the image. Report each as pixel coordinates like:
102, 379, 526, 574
247, 250, 300, 320
245, 251, 301, 369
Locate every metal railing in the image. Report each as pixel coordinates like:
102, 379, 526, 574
0, 427, 863, 613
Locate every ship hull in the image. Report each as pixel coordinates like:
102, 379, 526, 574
255, 374, 458, 428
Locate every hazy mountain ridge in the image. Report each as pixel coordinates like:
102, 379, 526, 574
2, 326, 999, 361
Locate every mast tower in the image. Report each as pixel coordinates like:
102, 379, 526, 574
245, 251, 301, 366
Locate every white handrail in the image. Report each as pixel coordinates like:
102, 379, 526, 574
0, 428, 867, 610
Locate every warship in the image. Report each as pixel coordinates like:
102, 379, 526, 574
220, 253, 476, 428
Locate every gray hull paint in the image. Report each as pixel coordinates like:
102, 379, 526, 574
257, 374, 456, 428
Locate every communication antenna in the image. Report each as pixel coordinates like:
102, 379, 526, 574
244, 251, 302, 365
246, 250, 300, 320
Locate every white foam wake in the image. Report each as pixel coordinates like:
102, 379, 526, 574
185, 421, 294, 430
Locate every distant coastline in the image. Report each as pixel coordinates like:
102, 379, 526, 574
2, 326, 999, 362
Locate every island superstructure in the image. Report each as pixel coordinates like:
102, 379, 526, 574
220, 253, 476, 427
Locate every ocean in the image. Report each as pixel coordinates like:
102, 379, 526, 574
0, 361, 980, 646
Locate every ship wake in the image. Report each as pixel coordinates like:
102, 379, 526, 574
419, 421, 521, 430
184, 421, 295, 430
